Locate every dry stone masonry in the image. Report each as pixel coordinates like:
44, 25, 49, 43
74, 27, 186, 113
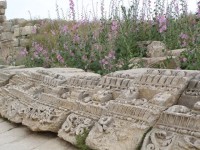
0, 1, 37, 65
0, 66, 200, 150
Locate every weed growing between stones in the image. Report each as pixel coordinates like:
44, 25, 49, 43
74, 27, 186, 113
75, 129, 91, 150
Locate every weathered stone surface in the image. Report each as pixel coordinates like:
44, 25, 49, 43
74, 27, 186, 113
129, 56, 180, 69
12, 38, 19, 47
141, 104, 200, 150
147, 41, 167, 57
21, 26, 36, 36
178, 76, 200, 109
19, 38, 29, 47
0, 9, 5, 15
0, 67, 200, 150
169, 48, 186, 57
0, 15, 5, 23
11, 25, 19, 32
0, 1, 6, 9
1, 32, 13, 41
14, 27, 21, 37
2, 21, 12, 32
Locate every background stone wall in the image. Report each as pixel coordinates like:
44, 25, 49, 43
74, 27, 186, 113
0, 1, 36, 65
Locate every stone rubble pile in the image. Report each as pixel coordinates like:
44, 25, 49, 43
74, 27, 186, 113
0, 66, 199, 150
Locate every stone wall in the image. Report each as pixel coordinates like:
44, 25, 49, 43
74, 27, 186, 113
0, 1, 36, 65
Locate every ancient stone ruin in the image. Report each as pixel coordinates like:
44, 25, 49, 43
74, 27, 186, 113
0, 66, 199, 150
0, 1, 199, 149
0, 1, 37, 65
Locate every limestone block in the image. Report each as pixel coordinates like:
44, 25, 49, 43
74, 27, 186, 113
12, 38, 20, 47
147, 41, 167, 57
0, 8, 5, 15
0, 68, 199, 150
0, 25, 3, 32
22, 103, 70, 132
141, 105, 200, 150
168, 48, 186, 57
14, 27, 21, 37
21, 26, 36, 36
86, 116, 147, 150
3, 21, 12, 32
1, 32, 13, 41
12, 18, 27, 25
58, 113, 94, 145
129, 56, 180, 69
19, 38, 29, 47
0, 15, 6, 23
0, 1, 7, 9
11, 25, 19, 32
178, 78, 200, 109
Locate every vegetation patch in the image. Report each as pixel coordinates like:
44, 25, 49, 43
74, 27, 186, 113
75, 129, 91, 150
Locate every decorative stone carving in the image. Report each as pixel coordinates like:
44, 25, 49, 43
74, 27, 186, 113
0, 67, 199, 150
58, 113, 94, 145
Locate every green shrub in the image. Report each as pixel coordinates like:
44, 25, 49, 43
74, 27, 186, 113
76, 129, 91, 150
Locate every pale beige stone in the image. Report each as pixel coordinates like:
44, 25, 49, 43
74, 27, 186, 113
21, 26, 36, 36
0, 15, 5, 23
0, 67, 199, 150
14, 27, 21, 37
19, 38, 29, 47
2, 21, 12, 32
1, 32, 13, 41
12, 38, 19, 47
0, 9, 5, 15
147, 41, 167, 57
0, 1, 7, 9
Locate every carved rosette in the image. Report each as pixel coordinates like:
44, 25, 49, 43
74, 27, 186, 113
58, 113, 94, 145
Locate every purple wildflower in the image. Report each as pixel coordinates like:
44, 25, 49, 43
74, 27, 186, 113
20, 48, 28, 56
111, 20, 118, 31
182, 57, 187, 62
57, 54, 64, 63
179, 33, 189, 39
61, 25, 68, 34
69, 0, 75, 20
157, 15, 167, 33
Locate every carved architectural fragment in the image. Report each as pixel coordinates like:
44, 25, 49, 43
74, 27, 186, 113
0, 67, 200, 150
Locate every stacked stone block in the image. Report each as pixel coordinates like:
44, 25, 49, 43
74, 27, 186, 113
0, 0, 37, 65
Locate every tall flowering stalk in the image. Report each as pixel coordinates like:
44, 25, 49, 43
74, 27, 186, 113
179, 33, 189, 47
157, 15, 167, 33
197, 1, 200, 18
101, 0, 105, 18
69, 0, 75, 20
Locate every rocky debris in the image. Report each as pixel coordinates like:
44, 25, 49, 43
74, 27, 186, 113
130, 41, 186, 69
146, 41, 167, 57
0, 67, 199, 150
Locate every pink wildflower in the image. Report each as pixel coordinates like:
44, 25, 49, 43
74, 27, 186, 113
179, 33, 189, 39
182, 57, 187, 62
69, 0, 75, 20
157, 15, 167, 33
20, 48, 28, 56
56, 54, 64, 63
